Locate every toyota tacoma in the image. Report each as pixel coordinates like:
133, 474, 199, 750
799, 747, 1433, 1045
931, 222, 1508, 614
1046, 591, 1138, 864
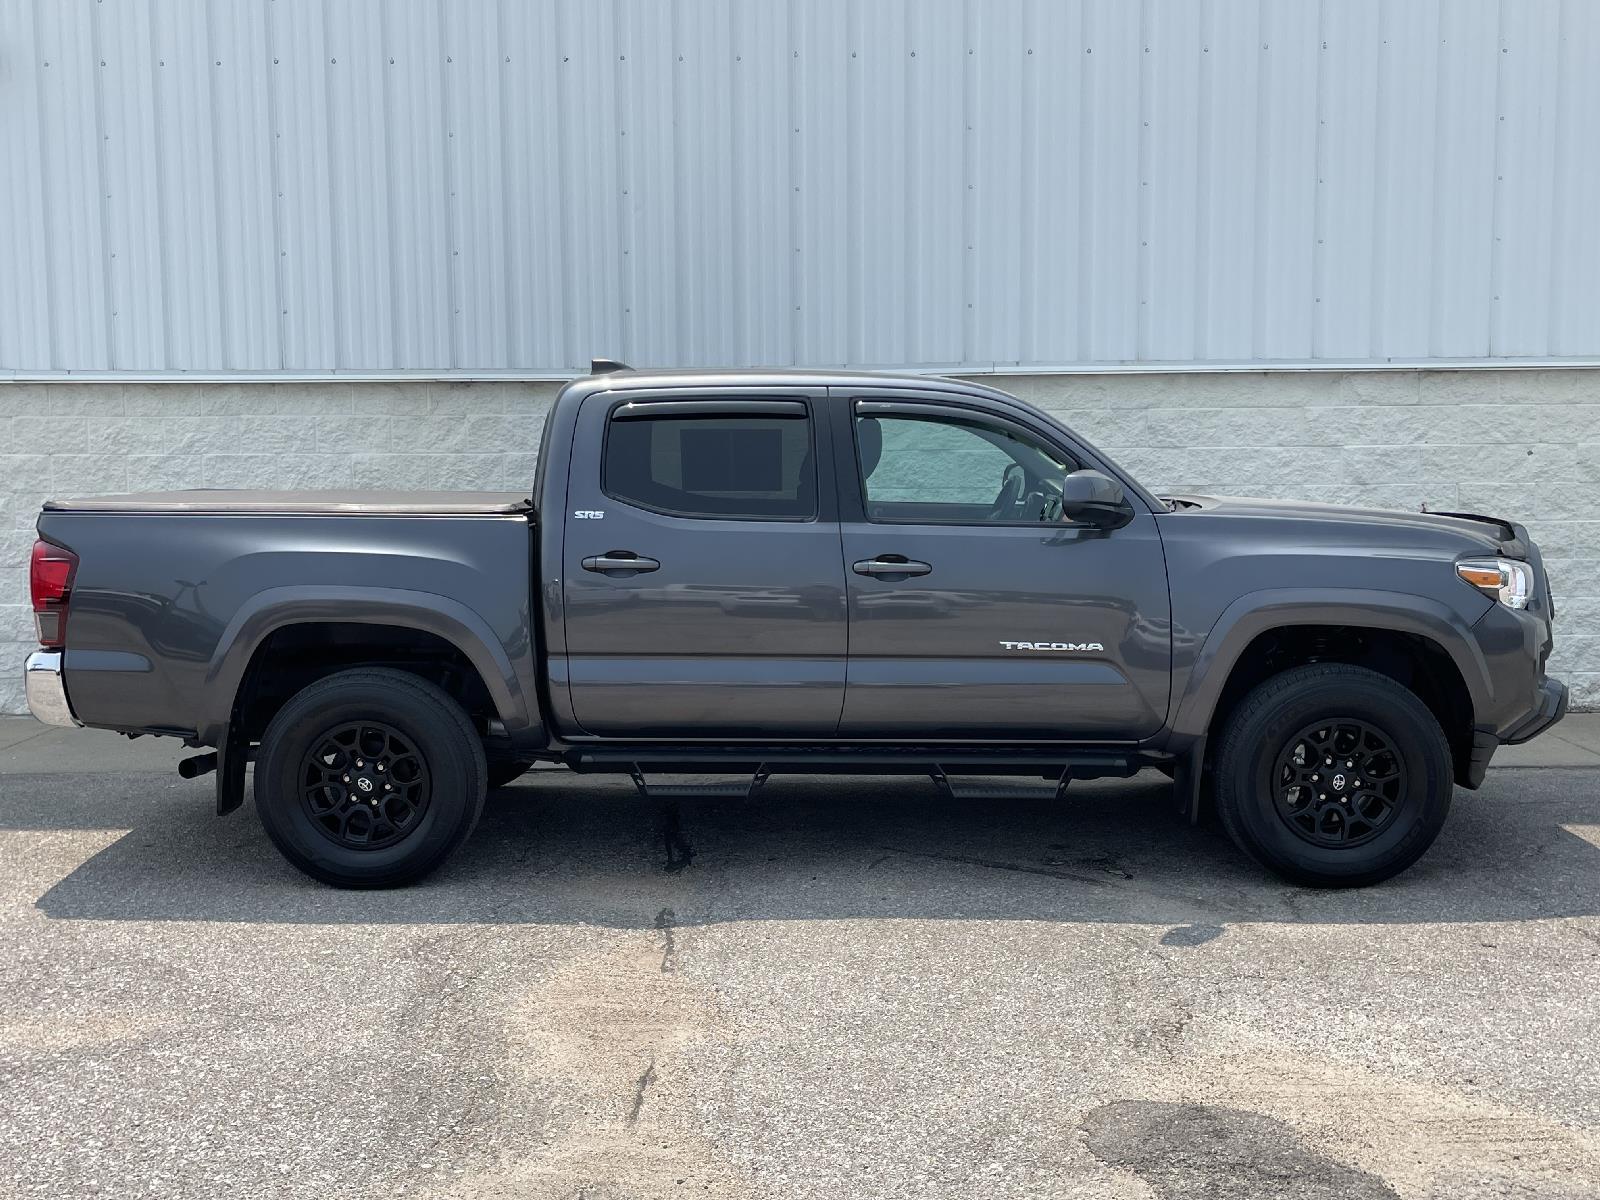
23, 364, 1566, 888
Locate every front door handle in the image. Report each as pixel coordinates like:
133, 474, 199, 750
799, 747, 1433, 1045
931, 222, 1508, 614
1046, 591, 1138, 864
582, 552, 661, 574
853, 556, 932, 578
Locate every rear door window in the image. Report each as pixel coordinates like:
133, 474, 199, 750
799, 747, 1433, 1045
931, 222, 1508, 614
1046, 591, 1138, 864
603, 408, 816, 520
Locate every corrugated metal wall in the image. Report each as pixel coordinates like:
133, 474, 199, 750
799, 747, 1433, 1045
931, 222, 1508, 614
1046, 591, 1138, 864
2, 0, 1598, 376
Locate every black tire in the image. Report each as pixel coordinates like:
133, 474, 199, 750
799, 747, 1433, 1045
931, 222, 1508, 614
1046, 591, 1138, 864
486, 759, 530, 790
1214, 664, 1452, 887
254, 668, 487, 888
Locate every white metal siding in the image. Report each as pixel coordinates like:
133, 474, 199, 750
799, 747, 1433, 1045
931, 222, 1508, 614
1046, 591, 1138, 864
2, 0, 1598, 375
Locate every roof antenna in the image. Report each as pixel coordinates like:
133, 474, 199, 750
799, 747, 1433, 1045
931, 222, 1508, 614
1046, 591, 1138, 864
591, 357, 631, 375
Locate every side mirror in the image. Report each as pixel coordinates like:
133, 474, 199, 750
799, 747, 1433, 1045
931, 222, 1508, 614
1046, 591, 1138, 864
1057, 470, 1130, 528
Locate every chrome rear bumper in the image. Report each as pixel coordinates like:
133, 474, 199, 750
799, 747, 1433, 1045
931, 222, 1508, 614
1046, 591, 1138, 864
24, 650, 80, 728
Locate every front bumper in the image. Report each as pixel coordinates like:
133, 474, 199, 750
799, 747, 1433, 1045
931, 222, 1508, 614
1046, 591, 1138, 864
1503, 675, 1569, 745
1461, 676, 1568, 788
23, 650, 80, 728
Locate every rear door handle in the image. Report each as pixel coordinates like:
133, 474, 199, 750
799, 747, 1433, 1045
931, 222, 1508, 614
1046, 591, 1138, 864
852, 556, 932, 577
582, 552, 661, 574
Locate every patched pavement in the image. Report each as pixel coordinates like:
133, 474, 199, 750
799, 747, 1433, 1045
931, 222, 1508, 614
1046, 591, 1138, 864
2, 722, 1599, 1198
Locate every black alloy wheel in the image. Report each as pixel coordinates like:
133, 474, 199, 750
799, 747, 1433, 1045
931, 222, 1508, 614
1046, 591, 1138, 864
1272, 718, 1406, 848
301, 721, 432, 851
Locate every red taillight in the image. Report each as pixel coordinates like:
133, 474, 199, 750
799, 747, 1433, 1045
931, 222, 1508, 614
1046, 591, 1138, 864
30, 539, 78, 648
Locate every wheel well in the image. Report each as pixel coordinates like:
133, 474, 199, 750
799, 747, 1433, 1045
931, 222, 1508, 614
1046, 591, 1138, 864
233, 622, 498, 742
1205, 625, 1475, 780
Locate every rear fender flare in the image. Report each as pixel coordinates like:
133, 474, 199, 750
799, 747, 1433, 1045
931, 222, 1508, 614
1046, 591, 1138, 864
200, 585, 534, 745
1167, 588, 1489, 742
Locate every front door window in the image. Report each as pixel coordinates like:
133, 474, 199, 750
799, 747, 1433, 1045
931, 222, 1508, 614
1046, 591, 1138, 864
856, 412, 1077, 525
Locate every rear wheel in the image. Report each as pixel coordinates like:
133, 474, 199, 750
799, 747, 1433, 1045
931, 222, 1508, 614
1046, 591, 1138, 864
1215, 664, 1452, 887
254, 668, 487, 888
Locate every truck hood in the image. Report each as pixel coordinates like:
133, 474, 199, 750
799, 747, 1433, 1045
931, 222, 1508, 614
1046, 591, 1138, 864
1161, 493, 1526, 557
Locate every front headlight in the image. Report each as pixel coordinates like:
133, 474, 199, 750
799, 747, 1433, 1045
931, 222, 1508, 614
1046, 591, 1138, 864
1456, 558, 1534, 609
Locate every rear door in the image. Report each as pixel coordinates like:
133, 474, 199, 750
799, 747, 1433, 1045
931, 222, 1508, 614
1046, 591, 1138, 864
561, 389, 847, 736
833, 391, 1171, 739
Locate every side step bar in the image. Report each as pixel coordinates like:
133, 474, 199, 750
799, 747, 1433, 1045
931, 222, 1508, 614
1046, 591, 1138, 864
931, 765, 1070, 803
573, 745, 1148, 778
628, 764, 772, 802
586, 747, 1171, 822
625, 762, 1091, 804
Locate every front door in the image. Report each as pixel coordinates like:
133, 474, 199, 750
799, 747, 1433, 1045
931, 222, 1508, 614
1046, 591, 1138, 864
835, 395, 1171, 739
561, 390, 847, 736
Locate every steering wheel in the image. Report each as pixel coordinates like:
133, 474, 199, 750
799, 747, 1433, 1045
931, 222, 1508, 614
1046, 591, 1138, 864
988, 463, 1025, 521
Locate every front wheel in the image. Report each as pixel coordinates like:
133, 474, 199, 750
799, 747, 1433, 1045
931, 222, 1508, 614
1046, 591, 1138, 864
1214, 664, 1453, 887
254, 668, 487, 888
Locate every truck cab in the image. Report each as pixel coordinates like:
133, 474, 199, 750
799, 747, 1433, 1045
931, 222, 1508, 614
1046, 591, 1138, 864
545, 371, 1170, 743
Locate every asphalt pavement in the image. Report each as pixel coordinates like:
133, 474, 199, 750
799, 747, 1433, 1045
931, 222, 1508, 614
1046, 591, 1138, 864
2, 716, 1598, 1198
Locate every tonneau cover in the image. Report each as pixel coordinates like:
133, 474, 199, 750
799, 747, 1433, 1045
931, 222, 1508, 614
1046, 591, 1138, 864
43, 490, 532, 516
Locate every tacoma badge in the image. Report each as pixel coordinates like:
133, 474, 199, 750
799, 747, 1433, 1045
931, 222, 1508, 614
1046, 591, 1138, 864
999, 640, 1105, 652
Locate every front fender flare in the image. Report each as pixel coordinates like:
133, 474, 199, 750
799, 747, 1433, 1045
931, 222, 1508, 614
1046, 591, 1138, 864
1166, 587, 1490, 743
199, 585, 537, 746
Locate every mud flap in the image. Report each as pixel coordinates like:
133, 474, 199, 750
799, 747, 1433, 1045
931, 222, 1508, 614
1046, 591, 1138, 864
215, 722, 248, 816
1173, 737, 1205, 825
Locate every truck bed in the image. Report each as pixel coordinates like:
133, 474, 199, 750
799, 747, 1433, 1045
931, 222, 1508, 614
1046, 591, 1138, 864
36, 498, 541, 747
43, 490, 532, 516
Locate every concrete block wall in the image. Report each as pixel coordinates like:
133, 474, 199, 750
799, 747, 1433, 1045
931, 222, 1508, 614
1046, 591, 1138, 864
0, 369, 1595, 716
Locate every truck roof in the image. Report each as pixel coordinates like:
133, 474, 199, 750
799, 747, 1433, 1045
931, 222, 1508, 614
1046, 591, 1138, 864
557, 366, 1018, 402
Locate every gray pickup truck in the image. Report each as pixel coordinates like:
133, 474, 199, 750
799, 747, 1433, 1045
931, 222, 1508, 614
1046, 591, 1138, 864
24, 364, 1566, 889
